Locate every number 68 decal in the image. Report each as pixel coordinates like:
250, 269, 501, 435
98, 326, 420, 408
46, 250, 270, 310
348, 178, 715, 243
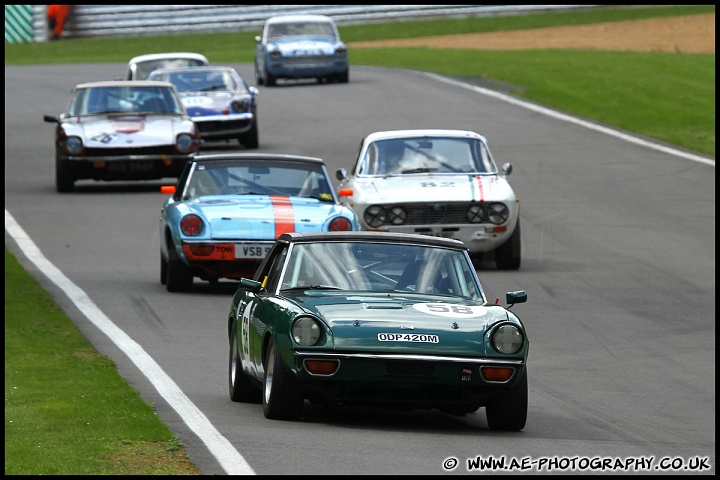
412, 302, 488, 318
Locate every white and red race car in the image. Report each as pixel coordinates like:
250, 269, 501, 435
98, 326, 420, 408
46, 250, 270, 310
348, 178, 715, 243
337, 129, 522, 270
44, 80, 199, 192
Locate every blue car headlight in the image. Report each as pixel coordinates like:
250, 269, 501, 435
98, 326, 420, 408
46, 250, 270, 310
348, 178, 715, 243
231, 99, 249, 113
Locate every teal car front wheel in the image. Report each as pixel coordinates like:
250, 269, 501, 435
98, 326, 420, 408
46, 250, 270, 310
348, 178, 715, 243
485, 367, 528, 431
262, 337, 304, 420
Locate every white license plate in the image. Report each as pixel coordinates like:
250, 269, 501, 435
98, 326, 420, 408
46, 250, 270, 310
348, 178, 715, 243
235, 243, 272, 259
106, 161, 155, 172
377, 333, 439, 343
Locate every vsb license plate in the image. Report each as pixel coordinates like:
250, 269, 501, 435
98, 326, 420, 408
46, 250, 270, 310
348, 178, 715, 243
235, 243, 272, 259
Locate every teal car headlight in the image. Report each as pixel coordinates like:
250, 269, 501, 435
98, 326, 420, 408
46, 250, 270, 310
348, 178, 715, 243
292, 316, 322, 346
491, 324, 523, 354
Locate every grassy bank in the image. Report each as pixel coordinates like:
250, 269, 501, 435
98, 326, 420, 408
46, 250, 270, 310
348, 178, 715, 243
4, 4, 715, 475
4, 249, 199, 474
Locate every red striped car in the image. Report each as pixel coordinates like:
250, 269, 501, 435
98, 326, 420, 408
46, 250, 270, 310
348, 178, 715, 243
160, 153, 359, 292
336, 129, 521, 270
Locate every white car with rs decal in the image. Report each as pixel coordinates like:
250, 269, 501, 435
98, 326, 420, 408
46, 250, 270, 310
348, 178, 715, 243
337, 129, 522, 270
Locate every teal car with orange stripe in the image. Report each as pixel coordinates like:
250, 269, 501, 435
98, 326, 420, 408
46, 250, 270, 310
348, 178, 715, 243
160, 153, 358, 292
337, 129, 521, 270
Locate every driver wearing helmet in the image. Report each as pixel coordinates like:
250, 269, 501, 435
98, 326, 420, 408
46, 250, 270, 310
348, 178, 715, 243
376, 140, 407, 175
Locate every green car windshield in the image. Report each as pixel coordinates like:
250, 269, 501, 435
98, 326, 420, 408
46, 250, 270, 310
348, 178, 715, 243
281, 241, 483, 300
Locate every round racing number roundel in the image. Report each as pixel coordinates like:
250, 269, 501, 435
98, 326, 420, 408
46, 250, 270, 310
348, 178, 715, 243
412, 303, 488, 318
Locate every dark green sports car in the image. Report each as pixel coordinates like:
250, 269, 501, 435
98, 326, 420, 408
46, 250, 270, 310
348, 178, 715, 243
227, 231, 529, 430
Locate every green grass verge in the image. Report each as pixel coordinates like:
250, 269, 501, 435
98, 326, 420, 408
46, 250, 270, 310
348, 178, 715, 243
351, 48, 715, 156
4, 248, 199, 475
4, 5, 715, 475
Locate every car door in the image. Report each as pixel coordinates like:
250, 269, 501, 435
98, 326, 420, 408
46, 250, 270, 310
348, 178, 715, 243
245, 243, 289, 378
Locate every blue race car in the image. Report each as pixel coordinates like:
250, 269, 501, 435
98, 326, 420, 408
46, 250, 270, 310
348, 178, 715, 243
159, 153, 359, 292
255, 14, 349, 86
148, 66, 259, 148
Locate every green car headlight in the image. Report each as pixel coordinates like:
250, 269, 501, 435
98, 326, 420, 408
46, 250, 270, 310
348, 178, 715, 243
292, 316, 322, 346
491, 324, 523, 354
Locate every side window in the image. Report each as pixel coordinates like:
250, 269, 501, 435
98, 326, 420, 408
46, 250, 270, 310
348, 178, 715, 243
223, 71, 238, 91
69, 89, 88, 116
263, 245, 289, 292
358, 143, 378, 176
455, 255, 482, 299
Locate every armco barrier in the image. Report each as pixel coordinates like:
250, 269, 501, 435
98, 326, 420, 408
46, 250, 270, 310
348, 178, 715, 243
7, 5, 593, 43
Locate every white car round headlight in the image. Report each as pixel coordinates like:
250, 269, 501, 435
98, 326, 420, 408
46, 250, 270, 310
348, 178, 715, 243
487, 203, 509, 225
491, 324, 523, 354
466, 204, 484, 223
363, 205, 387, 228
292, 316, 322, 346
388, 206, 407, 225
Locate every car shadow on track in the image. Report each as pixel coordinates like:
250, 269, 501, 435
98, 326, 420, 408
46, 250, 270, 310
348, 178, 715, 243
298, 402, 497, 434
69, 182, 169, 194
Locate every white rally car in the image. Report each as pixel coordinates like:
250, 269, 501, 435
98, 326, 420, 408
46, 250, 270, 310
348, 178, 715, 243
336, 129, 521, 270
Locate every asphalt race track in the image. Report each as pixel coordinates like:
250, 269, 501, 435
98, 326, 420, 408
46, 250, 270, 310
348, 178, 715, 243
5, 63, 715, 475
